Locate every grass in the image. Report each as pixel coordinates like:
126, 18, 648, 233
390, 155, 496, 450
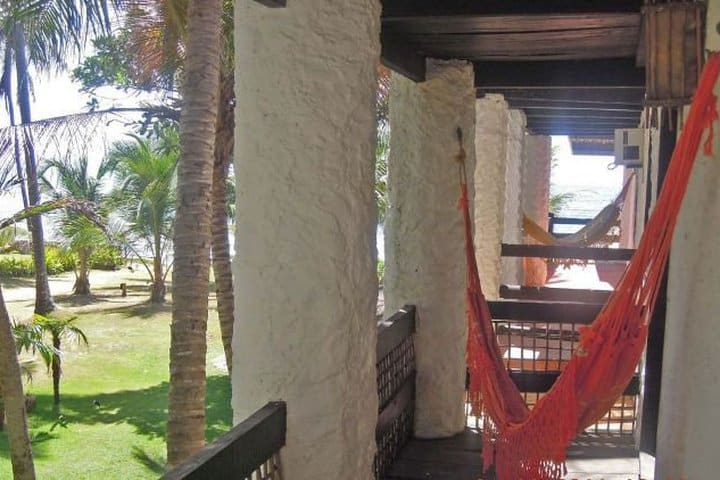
0, 296, 231, 479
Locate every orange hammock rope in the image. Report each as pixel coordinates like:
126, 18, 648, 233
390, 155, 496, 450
461, 53, 720, 480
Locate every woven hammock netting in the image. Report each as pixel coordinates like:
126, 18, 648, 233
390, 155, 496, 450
461, 52, 720, 480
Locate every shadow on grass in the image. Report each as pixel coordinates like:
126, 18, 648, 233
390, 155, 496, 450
0, 375, 231, 472
0, 276, 36, 289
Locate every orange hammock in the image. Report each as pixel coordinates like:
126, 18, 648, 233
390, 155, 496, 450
461, 53, 720, 480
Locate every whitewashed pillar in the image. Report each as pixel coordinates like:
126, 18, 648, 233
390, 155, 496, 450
522, 135, 552, 286
384, 60, 476, 438
232, 2, 380, 479
655, 11, 720, 476
474, 94, 510, 299
502, 109, 527, 285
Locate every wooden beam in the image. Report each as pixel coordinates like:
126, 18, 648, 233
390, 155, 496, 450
474, 59, 645, 88
383, 0, 644, 17
381, 37, 426, 82
377, 305, 416, 361
499, 285, 613, 303
410, 28, 639, 59
501, 243, 635, 261
488, 300, 604, 325
510, 372, 640, 395
383, 13, 640, 35
485, 87, 645, 104
253, 0, 286, 7
162, 402, 287, 480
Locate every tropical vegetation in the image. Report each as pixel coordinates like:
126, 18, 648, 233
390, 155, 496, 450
107, 130, 178, 303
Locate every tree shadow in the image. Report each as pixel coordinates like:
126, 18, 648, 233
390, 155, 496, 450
0, 375, 232, 471
29, 375, 231, 440
0, 276, 36, 289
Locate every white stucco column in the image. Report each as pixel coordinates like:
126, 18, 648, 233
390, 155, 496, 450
474, 94, 510, 299
232, 2, 380, 479
502, 109, 526, 285
521, 135, 552, 286
654, 64, 720, 478
384, 60, 476, 438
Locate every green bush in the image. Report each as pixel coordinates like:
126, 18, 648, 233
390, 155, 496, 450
377, 259, 385, 284
45, 246, 76, 275
0, 254, 34, 277
88, 245, 123, 270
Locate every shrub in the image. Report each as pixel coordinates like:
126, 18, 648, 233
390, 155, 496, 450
45, 246, 76, 275
377, 259, 385, 285
88, 245, 123, 270
0, 255, 34, 277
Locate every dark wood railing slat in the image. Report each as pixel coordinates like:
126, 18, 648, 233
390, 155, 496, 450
510, 371, 640, 395
162, 402, 287, 480
488, 300, 604, 325
499, 285, 612, 303
377, 305, 416, 361
501, 243, 635, 261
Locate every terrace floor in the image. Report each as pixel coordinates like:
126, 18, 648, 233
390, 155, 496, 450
384, 429, 654, 480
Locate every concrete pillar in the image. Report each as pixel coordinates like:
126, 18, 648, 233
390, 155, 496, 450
521, 135, 552, 286
384, 60, 476, 438
502, 109, 526, 285
474, 94, 509, 299
232, 2, 380, 479
654, 59, 720, 479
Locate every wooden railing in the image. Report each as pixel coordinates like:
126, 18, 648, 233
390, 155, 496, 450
488, 243, 639, 435
162, 402, 287, 480
374, 305, 417, 480
548, 214, 590, 237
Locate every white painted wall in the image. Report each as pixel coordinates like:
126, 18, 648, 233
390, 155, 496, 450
232, 1, 380, 479
474, 94, 509, 299
384, 60, 476, 438
655, 17, 720, 474
502, 109, 526, 285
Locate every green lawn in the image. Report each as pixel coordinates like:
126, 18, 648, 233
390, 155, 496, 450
0, 300, 231, 479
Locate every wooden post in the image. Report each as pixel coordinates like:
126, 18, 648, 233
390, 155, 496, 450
639, 118, 674, 455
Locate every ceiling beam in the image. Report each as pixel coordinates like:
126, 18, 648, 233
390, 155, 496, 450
382, 0, 643, 17
381, 37, 426, 82
383, 13, 640, 35
474, 59, 645, 88
490, 88, 645, 105
253, 0, 286, 6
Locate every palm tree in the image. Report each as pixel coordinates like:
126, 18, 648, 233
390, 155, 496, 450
108, 130, 178, 303
0, 0, 121, 315
78, 0, 237, 372
0, 288, 36, 480
30, 315, 88, 405
41, 157, 111, 295
167, 0, 223, 466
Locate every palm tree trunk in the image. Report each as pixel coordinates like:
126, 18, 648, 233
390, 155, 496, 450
51, 334, 61, 405
167, 0, 223, 467
151, 234, 166, 303
73, 249, 91, 295
2, 46, 29, 209
212, 70, 235, 375
0, 286, 37, 480
14, 27, 54, 316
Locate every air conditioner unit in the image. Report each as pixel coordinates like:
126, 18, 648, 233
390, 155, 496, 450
614, 128, 644, 168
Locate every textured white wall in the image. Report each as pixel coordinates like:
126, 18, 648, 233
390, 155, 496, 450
384, 60, 475, 438
474, 95, 509, 299
232, 2, 380, 479
521, 135, 551, 285
501, 109, 526, 285
655, 72, 720, 479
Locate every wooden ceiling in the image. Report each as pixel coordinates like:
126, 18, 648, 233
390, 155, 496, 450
381, 0, 647, 138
